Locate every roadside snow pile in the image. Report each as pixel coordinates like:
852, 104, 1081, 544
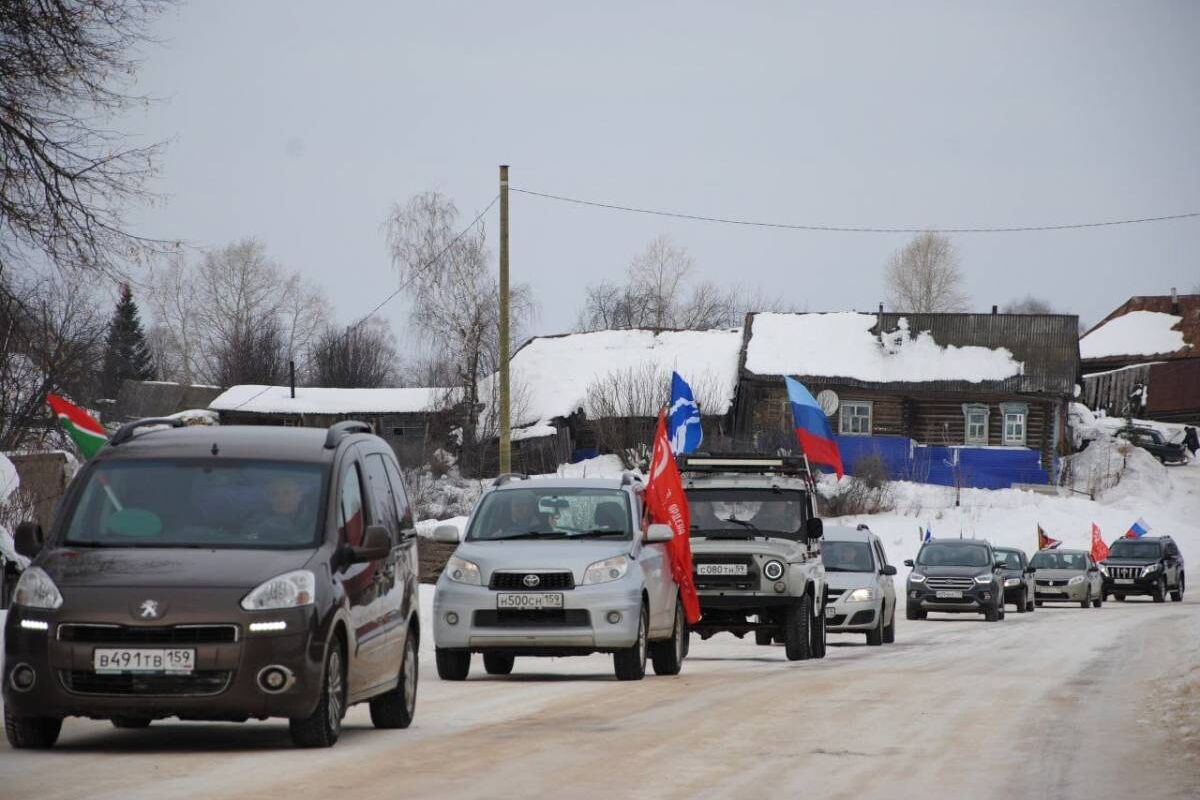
745, 313, 1023, 382
489, 328, 743, 432
0, 453, 29, 570
209, 385, 453, 414
1063, 434, 1170, 504
1081, 310, 1187, 359
415, 516, 468, 540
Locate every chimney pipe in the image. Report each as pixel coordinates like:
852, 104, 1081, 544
289, 360, 296, 399
1171, 286, 1179, 314
992, 305, 998, 315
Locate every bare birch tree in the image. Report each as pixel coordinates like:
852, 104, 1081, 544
883, 232, 969, 313
309, 318, 398, 388
0, 0, 173, 278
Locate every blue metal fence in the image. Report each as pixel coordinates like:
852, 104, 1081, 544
834, 435, 1049, 489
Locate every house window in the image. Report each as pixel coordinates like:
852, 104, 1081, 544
962, 404, 989, 446
391, 423, 426, 439
839, 401, 872, 436
1000, 402, 1028, 446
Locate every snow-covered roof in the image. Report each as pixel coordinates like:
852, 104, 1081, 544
745, 312, 1024, 384
494, 328, 744, 430
1080, 310, 1188, 361
210, 385, 453, 415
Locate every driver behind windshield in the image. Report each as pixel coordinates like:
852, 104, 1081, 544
487, 492, 545, 536
248, 475, 313, 540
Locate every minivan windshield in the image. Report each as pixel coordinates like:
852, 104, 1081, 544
916, 543, 992, 567
1107, 540, 1163, 560
64, 460, 326, 549
466, 488, 632, 541
686, 489, 805, 539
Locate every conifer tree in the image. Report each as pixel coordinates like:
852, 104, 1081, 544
101, 284, 155, 397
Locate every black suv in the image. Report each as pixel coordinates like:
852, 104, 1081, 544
905, 539, 1006, 621
1116, 427, 1189, 465
1101, 535, 1185, 602
5, 419, 420, 749
994, 546, 1036, 613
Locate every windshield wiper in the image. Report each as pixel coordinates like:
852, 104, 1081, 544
569, 529, 629, 538
489, 530, 568, 541
723, 518, 761, 534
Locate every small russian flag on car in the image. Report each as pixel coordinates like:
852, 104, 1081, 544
1125, 518, 1151, 539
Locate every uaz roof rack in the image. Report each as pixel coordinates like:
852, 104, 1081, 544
676, 452, 810, 476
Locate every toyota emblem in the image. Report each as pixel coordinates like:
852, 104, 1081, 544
522, 574, 541, 588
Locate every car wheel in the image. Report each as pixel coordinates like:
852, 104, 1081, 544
650, 600, 686, 676
4, 706, 62, 749
866, 609, 883, 646
482, 653, 515, 676
1092, 593, 1103, 608
1015, 589, 1027, 613
1171, 574, 1185, 602
370, 629, 418, 729
905, 604, 926, 620
1026, 594, 1035, 612
1114, 594, 1125, 602
998, 601, 1006, 620
1035, 600, 1043, 607
435, 649, 471, 681
754, 612, 774, 646
984, 602, 1000, 622
111, 716, 152, 729
810, 602, 827, 659
882, 606, 896, 644
289, 642, 345, 748
1153, 577, 1167, 603
613, 603, 648, 680
784, 595, 813, 661
1079, 587, 1091, 609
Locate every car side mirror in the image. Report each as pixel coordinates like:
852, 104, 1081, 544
1024, 566, 1036, 575
431, 524, 461, 544
645, 523, 673, 543
1087, 565, 1099, 573
903, 559, 915, 568
805, 518, 823, 540
881, 565, 897, 576
15, 522, 43, 559
350, 525, 392, 563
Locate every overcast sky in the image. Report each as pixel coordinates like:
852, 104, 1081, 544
124, 1, 1200, 340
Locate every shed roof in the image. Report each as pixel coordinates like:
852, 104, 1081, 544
209, 385, 454, 415
1081, 294, 1199, 363
741, 312, 1080, 397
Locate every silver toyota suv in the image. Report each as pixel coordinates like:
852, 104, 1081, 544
680, 454, 827, 661
822, 524, 898, 646
431, 475, 686, 681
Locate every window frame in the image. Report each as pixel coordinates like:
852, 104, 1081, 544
337, 460, 369, 547
838, 400, 873, 436
961, 403, 990, 446
1000, 402, 1028, 447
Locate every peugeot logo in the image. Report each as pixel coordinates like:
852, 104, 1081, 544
139, 600, 161, 619
522, 574, 541, 588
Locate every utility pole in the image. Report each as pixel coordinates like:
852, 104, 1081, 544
498, 165, 511, 474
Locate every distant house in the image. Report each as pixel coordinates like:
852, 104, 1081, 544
105, 379, 223, 425
733, 311, 1081, 488
209, 385, 456, 462
1079, 292, 1199, 424
489, 328, 744, 470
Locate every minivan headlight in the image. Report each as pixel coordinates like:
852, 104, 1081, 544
241, 570, 316, 610
13, 567, 63, 610
583, 555, 630, 585
445, 555, 482, 586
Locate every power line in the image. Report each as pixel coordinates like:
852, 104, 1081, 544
228, 194, 499, 412
512, 187, 1200, 234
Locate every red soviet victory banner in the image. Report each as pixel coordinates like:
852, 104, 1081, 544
1090, 523, 1109, 563
645, 408, 701, 624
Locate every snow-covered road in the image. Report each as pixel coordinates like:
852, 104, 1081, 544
2, 588, 1195, 800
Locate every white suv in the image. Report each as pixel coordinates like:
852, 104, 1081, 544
822, 525, 897, 646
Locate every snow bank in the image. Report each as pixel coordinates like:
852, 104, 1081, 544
1081, 311, 1187, 360
745, 313, 1023, 383
0, 453, 29, 570
209, 385, 453, 414
416, 516, 468, 540
491, 328, 743, 430
168, 408, 219, 425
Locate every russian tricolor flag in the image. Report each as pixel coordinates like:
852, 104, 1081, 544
785, 376, 844, 478
1125, 517, 1151, 539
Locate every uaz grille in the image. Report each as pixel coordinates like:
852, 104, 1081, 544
58, 624, 239, 645
490, 572, 575, 591
1106, 566, 1141, 580
59, 670, 232, 697
925, 577, 974, 591
473, 610, 590, 628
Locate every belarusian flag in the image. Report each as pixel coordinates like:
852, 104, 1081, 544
46, 394, 108, 458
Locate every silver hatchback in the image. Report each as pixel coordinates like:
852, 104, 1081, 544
432, 476, 685, 681
822, 525, 898, 645
1030, 548, 1104, 608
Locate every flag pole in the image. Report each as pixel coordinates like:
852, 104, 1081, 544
498, 164, 511, 474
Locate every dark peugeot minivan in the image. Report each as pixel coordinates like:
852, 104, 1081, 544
4, 419, 420, 749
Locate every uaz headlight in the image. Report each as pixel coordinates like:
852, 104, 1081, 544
763, 560, 785, 581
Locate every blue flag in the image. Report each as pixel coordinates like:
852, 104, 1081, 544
668, 372, 703, 455
923, 524, 932, 543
